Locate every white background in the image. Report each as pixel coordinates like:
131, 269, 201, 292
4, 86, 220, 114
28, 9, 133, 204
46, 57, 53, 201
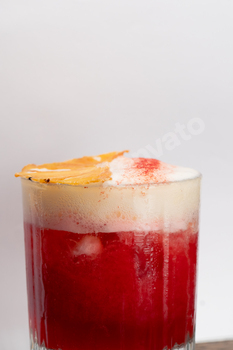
1, 1, 233, 349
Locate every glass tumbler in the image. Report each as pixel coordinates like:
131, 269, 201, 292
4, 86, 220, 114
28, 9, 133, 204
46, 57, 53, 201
20, 173, 201, 350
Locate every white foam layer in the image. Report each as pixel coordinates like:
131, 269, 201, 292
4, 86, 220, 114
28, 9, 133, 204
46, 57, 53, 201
21, 174, 201, 234
105, 157, 200, 186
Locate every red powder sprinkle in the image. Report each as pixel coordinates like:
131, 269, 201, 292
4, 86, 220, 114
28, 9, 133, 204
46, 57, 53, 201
132, 158, 161, 182
133, 158, 160, 174
122, 158, 166, 185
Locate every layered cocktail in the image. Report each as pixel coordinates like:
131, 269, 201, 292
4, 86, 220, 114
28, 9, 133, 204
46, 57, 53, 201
16, 152, 201, 350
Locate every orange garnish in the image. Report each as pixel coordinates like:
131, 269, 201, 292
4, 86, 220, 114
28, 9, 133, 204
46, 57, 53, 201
15, 151, 128, 185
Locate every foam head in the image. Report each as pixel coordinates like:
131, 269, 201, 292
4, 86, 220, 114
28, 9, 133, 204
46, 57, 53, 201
18, 152, 201, 234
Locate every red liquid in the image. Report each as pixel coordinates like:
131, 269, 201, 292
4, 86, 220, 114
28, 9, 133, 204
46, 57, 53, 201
24, 223, 198, 350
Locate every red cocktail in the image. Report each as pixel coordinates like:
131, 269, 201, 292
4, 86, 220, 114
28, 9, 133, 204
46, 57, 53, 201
16, 152, 201, 350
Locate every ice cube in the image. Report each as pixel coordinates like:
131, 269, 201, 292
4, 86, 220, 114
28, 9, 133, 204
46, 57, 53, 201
73, 235, 103, 257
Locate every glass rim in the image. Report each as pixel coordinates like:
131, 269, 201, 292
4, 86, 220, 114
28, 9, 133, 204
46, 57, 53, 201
20, 172, 202, 188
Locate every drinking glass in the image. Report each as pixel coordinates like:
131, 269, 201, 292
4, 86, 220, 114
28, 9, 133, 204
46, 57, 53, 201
21, 173, 201, 350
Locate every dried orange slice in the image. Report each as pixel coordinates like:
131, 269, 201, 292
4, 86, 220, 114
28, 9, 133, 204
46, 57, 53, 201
15, 151, 128, 185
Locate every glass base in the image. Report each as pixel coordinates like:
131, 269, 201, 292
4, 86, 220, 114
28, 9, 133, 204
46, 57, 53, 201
30, 335, 195, 350
30, 333, 60, 350
171, 338, 195, 350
